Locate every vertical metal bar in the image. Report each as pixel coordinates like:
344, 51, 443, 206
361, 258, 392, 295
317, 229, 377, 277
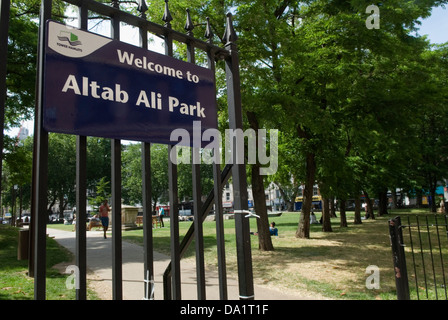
192, 150, 205, 300
137, 1, 154, 299
425, 215, 438, 299
389, 217, 410, 300
223, 13, 254, 301
142, 142, 153, 299
162, 0, 180, 300
111, 138, 122, 300
416, 215, 428, 299
33, 0, 52, 300
0, 0, 10, 228
213, 163, 227, 299
110, 4, 123, 300
434, 215, 447, 299
205, 17, 227, 300
185, 8, 206, 300
76, 138, 87, 300
168, 146, 180, 300
407, 216, 419, 299
75, 3, 88, 301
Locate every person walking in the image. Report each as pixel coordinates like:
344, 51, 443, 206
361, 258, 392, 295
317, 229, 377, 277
99, 200, 110, 239
158, 206, 165, 228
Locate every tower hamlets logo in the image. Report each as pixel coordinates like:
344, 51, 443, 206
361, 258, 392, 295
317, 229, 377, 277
57, 31, 82, 46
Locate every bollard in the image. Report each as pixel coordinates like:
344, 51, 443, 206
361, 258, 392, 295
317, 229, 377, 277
17, 229, 30, 260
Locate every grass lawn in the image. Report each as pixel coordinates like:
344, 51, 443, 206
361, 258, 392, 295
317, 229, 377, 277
0, 225, 98, 300
119, 208, 439, 300
4, 208, 444, 300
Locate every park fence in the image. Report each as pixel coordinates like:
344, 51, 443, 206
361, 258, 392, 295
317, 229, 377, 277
1, 0, 254, 300
389, 215, 448, 300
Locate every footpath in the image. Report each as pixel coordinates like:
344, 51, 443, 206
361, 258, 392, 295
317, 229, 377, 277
47, 227, 311, 300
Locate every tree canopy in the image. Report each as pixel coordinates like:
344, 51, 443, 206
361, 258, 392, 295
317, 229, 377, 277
3, 0, 448, 242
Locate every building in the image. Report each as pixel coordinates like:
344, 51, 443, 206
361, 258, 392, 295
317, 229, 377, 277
221, 181, 285, 213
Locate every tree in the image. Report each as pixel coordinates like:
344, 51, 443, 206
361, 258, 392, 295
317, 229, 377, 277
88, 176, 111, 212
121, 143, 170, 208
232, 0, 448, 239
5, 0, 67, 133
2, 136, 33, 221
47, 133, 76, 216
150, 144, 169, 206
410, 44, 448, 212
87, 137, 111, 192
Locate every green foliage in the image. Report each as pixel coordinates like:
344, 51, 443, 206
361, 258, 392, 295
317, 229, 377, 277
88, 176, 111, 212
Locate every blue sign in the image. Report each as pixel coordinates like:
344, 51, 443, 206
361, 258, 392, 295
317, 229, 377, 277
43, 21, 217, 146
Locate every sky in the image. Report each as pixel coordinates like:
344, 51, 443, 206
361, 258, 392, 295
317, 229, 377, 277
7, 5, 448, 139
416, 5, 448, 44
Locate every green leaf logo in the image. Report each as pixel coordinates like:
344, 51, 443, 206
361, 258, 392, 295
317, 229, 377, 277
70, 33, 78, 42
57, 30, 82, 46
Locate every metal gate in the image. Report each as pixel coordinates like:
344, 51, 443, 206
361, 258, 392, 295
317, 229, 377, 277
389, 215, 448, 300
1, 0, 254, 300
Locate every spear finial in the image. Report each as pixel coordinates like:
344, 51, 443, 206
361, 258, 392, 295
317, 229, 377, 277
184, 8, 194, 36
162, 0, 173, 27
204, 17, 214, 43
137, 0, 148, 18
223, 12, 237, 44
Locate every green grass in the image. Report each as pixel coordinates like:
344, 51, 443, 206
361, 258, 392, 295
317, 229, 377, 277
7, 208, 444, 300
119, 208, 444, 300
0, 225, 98, 300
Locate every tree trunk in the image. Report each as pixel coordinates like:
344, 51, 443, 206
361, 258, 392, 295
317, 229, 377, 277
354, 194, 362, 224
296, 152, 316, 238
247, 111, 274, 251
339, 199, 347, 227
377, 189, 389, 216
429, 177, 437, 213
277, 184, 296, 212
321, 197, 332, 232
391, 189, 397, 210
330, 197, 336, 217
251, 163, 274, 251
416, 189, 423, 208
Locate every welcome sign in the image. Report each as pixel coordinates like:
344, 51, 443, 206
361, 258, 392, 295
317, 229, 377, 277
43, 20, 218, 146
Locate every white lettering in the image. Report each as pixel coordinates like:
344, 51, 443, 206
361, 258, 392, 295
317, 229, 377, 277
136, 90, 150, 107
179, 304, 214, 318
116, 49, 134, 65
117, 50, 185, 80
168, 96, 179, 112
115, 84, 129, 103
101, 86, 114, 101
62, 75, 81, 95
61, 74, 128, 104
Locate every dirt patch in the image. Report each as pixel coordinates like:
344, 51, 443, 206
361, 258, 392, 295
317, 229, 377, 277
86, 272, 111, 300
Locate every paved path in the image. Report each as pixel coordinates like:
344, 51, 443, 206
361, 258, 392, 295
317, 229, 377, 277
47, 227, 311, 300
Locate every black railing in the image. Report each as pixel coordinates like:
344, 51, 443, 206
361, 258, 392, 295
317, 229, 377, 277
0, 0, 254, 300
389, 215, 448, 300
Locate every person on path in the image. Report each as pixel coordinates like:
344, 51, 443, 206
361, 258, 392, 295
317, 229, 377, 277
158, 207, 165, 228
99, 200, 110, 239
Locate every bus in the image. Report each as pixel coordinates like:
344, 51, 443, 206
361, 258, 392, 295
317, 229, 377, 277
294, 195, 322, 211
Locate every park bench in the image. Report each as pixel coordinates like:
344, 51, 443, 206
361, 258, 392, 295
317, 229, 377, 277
136, 215, 162, 228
